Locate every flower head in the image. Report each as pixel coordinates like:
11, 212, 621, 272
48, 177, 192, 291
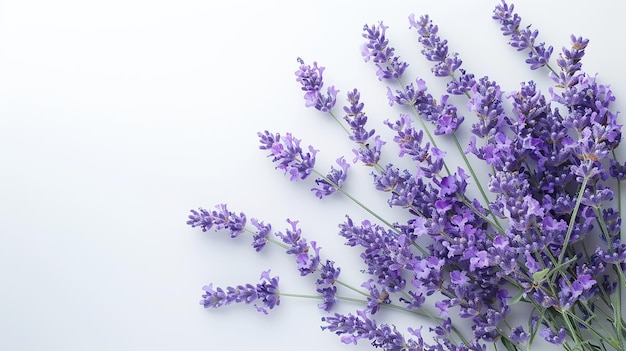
187, 204, 246, 237
316, 260, 341, 311
361, 22, 408, 80
295, 58, 339, 112
276, 219, 321, 276
200, 270, 280, 315
258, 131, 317, 181
492, 0, 553, 70
311, 157, 350, 198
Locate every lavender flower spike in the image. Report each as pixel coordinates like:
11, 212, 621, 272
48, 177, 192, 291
295, 58, 339, 112
187, 204, 246, 237
409, 14, 476, 96
312, 157, 350, 198
200, 270, 280, 315
409, 14, 461, 77
258, 131, 318, 181
316, 260, 341, 312
492, 0, 553, 70
343, 88, 375, 144
275, 219, 321, 276
361, 21, 408, 80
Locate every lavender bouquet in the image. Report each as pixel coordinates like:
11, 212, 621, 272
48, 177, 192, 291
187, 2, 625, 350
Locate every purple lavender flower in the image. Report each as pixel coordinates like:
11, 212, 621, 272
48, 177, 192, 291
597, 244, 626, 265
508, 80, 551, 136
385, 170, 421, 209
341, 88, 386, 168
258, 131, 317, 181
410, 14, 477, 96
409, 14, 449, 63
387, 79, 464, 135
609, 159, 626, 180
361, 279, 390, 314
295, 58, 339, 112
509, 326, 530, 344
386, 78, 427, 106
447, 69, 477, 95
296, 240, 321, 276
602, 208, 622, 240
254, 270, 280, 313
200, 270, 280, 314
343, 89, 375, 143
316, 260, 341, 312
311, 157, 350, 198
338, 218, 412, 291
384, 114, 445, 175
434, 167, 469, 198
539, 326, 567, 345
410, 15, 459, 76
557, 273, 597, 310
489, 170, 544, 230
466, 76, 506, 139
450, 270, 470, 287
352, 135, 385, 166
321, 310, 379, 345
250, 218, 271, 251
275, 219, 321, 276
187, 204, 246, 237
411, 256, 444, 296
322, 310, 418, 350
361, 22, 408, 80
492, 1, 553, 70
551, 35, 589, 88
417, 94, 464, 135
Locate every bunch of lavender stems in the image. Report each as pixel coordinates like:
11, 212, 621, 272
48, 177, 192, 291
187, 1, 626, 350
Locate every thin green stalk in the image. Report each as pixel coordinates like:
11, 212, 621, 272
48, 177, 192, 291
280, 292, 370, 306
558, 175, 590, 264
328, 110, 352, 136
593, 205, 626, 343
335, 279, 368, 297
560, 309, 583, 348
312, 168, 396, 231
311, 167, 430, 255
609, 150, 626, 349
266, 237, 291, 250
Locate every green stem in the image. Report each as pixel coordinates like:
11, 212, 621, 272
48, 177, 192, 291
610, 149, 625, 350
311, 167, 430, 256
557, 175, 590, 264
266, 236, 291, 250
335, 279, 368, 297
312, 168, 397, 232
328, 110, 352, 136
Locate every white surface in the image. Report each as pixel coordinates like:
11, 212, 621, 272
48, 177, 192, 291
1, 1, 625, 350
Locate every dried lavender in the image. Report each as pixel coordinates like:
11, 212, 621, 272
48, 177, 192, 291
188, 2, 625, 350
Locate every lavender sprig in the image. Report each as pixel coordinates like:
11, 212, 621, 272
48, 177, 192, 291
295, 57, 339, 112
492, 0, 555, 72
258, 130, 317, 181
361, 22, 409, 81
200, 270, 280, 315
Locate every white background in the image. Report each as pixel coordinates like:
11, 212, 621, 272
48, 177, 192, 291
1, 1, 625, 350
